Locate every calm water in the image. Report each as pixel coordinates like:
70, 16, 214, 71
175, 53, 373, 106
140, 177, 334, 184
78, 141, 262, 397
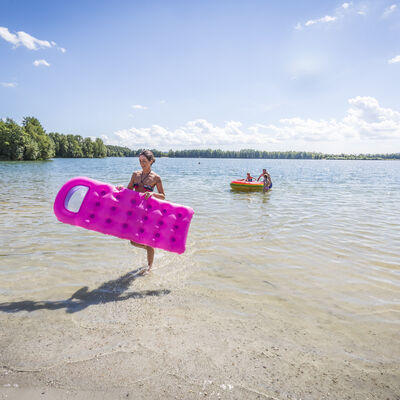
0, 157, 399, 324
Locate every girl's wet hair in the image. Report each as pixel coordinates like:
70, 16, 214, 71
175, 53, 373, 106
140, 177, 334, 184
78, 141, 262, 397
140, 150, 155, 164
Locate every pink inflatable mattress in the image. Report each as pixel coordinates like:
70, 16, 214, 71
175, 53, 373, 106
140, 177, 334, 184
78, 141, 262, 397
54, 176, 194, 254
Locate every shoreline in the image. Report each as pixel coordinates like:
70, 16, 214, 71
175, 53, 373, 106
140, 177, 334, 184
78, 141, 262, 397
1, 277, 399, 400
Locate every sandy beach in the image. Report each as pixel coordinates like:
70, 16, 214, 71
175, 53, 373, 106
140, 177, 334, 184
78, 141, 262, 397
1, 265, 399, 400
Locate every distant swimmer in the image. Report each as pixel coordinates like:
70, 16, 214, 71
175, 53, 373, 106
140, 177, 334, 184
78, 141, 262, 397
257, 168, 272, 192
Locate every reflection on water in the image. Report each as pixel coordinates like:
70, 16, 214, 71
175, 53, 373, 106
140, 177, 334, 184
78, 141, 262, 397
0, 158, 399, 327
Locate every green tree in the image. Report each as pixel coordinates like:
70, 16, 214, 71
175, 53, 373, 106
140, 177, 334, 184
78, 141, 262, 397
82, 137, 95, 157
93, 138, 107, 158
24, 137, 40, 160
59, 135, 69, 157
66, 134, 83, 158
0, 118, 27, 160
22, 117, 55, 160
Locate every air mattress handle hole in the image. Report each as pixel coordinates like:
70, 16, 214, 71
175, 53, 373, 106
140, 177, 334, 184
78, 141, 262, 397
64, 185, 89, 213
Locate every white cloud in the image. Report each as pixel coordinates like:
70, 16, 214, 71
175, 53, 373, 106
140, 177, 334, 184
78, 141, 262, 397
102, 97, 400, 149
59, 47, 66, 53
343, 97, 400, 139
296, 15, 337, 30
294, 22, 303, 31
383, 4, 397, 17
388, 55, 400, 64
102, 120, 272, 149
33, 59, 50, 67
1, 82, 17, 88
296, 2, 369, 30
255, 97, 400, 142
132, 104, 148, 110
0, 26, 54, 50
304, 15, 337, 27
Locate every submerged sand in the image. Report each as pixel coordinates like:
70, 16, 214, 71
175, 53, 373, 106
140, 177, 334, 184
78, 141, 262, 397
1, 266, 399, 400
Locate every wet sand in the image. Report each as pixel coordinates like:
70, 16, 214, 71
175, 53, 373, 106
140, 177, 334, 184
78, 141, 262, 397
1, 269, 399, 400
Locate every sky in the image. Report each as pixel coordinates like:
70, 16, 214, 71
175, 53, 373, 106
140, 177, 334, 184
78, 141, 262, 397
1, 0, 400, 153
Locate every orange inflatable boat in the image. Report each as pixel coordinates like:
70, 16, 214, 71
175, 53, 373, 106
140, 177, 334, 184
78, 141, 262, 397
230, 180, 264, 191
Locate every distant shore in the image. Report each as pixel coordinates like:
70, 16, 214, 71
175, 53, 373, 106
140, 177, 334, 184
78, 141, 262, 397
1, 151, 399, 162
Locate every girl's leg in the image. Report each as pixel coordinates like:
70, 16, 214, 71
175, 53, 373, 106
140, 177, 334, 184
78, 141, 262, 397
130, 241, 154, 273
146, 246, 155, 271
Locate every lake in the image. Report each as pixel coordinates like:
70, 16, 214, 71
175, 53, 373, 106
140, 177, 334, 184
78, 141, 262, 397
0, 157, 399, 398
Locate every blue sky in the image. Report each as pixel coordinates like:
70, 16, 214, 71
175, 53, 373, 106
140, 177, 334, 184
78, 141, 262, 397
1, 0, 399, 153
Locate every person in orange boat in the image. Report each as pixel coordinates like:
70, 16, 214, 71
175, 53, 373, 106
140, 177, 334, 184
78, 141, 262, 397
239, 172, 255, 182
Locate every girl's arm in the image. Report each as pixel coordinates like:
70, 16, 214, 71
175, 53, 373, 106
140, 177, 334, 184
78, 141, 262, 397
127, 173, 135, 190
153, 178, 165, 200
145, 177, 165, 200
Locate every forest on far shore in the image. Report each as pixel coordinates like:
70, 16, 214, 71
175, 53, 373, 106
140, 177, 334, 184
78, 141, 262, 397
106, 146, 400, 160
0, 117, 107, 160
1, 117, 399, 161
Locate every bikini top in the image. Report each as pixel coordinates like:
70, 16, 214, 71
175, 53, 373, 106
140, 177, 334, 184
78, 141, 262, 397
133, 171, 156, 192
133, 183, 153, 192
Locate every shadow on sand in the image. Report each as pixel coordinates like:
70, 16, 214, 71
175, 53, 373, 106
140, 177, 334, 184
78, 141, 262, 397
0, 269, 171, 314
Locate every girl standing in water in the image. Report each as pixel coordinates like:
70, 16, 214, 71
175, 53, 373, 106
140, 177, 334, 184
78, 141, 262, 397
121, 150, 165, 273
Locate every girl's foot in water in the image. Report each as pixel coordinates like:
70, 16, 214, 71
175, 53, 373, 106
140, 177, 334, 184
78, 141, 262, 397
139, 265, 152, 275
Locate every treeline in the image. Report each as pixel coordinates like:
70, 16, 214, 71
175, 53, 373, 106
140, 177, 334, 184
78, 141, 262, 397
0, 117, 55, 161
165, 149, 324, 159
106, 145, 163, 158
0, 117, 107, 160
165, 149, 400, 159
107, 147, 400, 160
49, 133, 107, 158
